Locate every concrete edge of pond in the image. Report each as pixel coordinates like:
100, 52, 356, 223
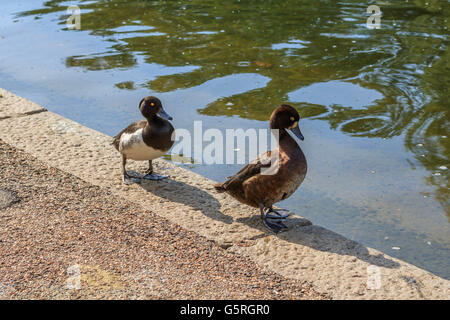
0, 88, 448, 300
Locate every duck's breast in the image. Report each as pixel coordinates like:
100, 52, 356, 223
280, 171, 306, 200
278, 151, 307, 200
119, 128, 167, 161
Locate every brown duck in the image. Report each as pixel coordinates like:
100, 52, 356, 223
214, 105, 307, 233
113, 96, 174, 184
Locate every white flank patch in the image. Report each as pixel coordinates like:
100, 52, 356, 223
119, 128, 166, 161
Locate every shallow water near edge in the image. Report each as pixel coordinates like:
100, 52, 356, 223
0, 0, 448, 278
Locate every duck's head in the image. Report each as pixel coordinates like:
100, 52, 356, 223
270, 104, 304, 141
139, 96, 173, 121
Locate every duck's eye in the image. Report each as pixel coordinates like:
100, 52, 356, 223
290, 116, 295, 121
150, 102, 155, 107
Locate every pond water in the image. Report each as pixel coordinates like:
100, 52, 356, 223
0, 0, 448, 278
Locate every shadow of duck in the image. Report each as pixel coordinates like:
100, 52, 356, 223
137, 177, 400, 269
138, 178, 234, 225
237, 215, 400, 268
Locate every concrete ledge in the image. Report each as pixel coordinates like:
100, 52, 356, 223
0, 88, 46, 119
0, 88, 448, 299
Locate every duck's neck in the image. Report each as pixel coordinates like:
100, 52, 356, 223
143, 115, 169, 138
145, 114, 164, 127
278, 130, 302, 156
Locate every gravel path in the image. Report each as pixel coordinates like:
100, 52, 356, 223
0, 140, 327, 299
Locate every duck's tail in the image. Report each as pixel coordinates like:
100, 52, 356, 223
213, 183, 226, 193
111, 136, 120, 151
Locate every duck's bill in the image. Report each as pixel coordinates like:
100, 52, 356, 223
287, 126, 304, 141
157, 108, 173, 121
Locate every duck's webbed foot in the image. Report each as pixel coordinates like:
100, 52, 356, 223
260, 207, 289, 233
265, 208, 292, 219
121, 156, 141, 185
142, 172, 168, 181
122, 173, 141, 185
142, 160, 168, 180
262, 218, 289, 233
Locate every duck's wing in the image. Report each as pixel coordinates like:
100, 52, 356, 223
215, 151, 272, 192
112, 120, 147, 151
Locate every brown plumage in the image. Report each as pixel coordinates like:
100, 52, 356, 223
214, 104, 307, 233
